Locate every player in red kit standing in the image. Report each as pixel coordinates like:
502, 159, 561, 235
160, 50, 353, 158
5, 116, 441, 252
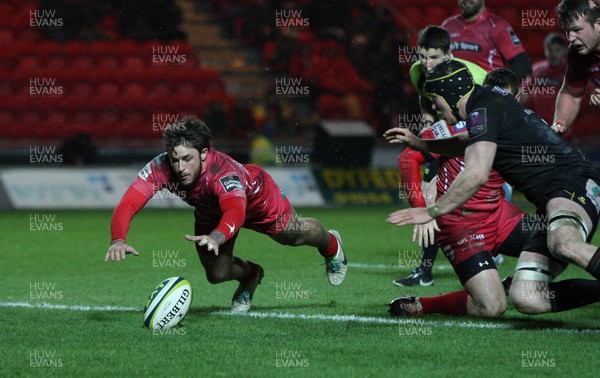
442, 0, 532, 80
553, 0, 600, 134
105, 116, 348, 312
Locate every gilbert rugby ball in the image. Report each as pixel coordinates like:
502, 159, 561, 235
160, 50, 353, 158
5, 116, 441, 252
143, 276, 192, 329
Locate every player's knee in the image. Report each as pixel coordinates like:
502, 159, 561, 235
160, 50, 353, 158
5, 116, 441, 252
509, 280, 545, 314
477, 298, 506, 317
277, 232, 306, 246
205, 266, 230, 284
548, 238, 576, 263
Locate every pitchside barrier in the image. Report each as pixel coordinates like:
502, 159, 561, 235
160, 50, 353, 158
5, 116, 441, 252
0, 167, 325, 210
0, 166, 536, 210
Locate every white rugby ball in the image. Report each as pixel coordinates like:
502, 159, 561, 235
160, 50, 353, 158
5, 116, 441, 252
143, 276, 192, 329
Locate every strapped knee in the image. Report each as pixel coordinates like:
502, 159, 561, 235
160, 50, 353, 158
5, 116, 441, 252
513, 261, 554, 282
547, 209, 589, 241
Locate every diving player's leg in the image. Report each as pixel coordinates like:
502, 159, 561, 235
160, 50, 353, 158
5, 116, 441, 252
195, 217, 263, 312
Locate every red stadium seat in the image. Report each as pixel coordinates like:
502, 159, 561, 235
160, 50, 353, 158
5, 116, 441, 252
45, 109, 69, 134
120, 82, 147, 107
147, 81, 172, 99
96, 54, 121, 72
96, 82, 120, 103
18, 109, 45, 138
122, 55, 146, 71
0, 48, 16, 71
71, 55, 95, 71
89, 40, 117, 59
15, 55, 42, 72
71, 81, 95, 99
115, 39, 141, 58
120, 109, 149, 137
0, 29, 16, 45
92, 108, 120, 138
496, 6, 520, 26
174, 81, 198, 98
64, 41, 89, 59
424, 6, 450, 26
46, 55, 68, 71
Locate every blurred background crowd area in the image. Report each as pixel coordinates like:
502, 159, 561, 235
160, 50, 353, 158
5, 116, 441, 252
1, 0, 599, 164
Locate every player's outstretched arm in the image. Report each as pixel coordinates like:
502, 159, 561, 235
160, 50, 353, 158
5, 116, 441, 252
107, 183, 154, 262
184, 196, 247, 256
384, 127, 467, 157
105, 240, 139, 262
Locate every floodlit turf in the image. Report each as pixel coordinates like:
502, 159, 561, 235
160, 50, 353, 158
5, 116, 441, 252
2, 205, 600, 377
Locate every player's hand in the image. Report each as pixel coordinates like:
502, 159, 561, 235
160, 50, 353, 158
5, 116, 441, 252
185, 234, 220, 255
105, 240, 139, 262
383, 127, 426, 151
550, 122, 566, 134
590, 88, 600, 107
387, 207, 432, 227
412, 219, 440, 247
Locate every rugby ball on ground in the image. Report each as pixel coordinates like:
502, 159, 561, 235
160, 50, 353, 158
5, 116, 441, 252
143, 276, 192, 329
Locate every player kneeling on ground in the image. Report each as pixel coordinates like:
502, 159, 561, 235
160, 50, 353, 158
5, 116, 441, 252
105, 116, 348, 312
387, 61, 600, 317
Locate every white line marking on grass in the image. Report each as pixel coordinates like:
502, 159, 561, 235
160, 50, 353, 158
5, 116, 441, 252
0, 301, 138, 312
348, 262, 452, 271
3, 301, 600, 334
213, 311, 600, 334
212, 310, 511, 329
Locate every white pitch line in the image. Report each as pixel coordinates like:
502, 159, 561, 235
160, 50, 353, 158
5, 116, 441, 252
0, 301, 138, 312
348, 262, 452, 271
3, 301, 600, 334
211, 310, 512, 330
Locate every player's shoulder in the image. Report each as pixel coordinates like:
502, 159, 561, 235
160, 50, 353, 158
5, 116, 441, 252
208, 148, 248, 178
484, 10, 513, 29
441, 14, 461, 28
455, 57, 487, 85
138, 152, 170, 181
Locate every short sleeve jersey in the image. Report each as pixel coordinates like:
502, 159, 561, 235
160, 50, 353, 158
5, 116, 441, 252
564, 44, 600, 89
442, 9, 526, 71
464, 86, 600, 209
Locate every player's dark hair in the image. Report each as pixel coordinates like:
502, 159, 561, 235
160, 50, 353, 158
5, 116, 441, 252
417, 25, 451, 52
483, 68, 519, 96
587, 5, 600, 26
556, 0, 592, 29
543, 32, 567, 48
162, 115, 212, 153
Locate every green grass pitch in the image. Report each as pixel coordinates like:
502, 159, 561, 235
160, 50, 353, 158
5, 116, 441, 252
1, 206, 600, 377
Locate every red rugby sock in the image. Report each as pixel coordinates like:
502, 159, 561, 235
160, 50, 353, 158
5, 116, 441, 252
420, 290, 469, 315
318, 232, 338, 258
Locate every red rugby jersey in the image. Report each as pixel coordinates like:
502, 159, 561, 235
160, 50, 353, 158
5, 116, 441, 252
111, 148, 274, 242
442, 9, 527, 72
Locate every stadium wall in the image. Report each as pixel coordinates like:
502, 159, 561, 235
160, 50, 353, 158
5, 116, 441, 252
0, 166, 406, 209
